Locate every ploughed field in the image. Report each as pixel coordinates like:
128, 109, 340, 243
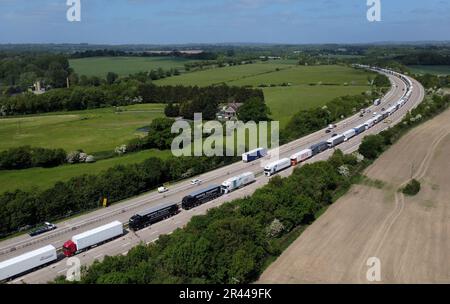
259, 108, 450, 283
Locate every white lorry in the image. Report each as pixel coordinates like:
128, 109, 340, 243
264, 158, 291, 177
63, 221, 123, 257
290, 149, 313, 166
0, 245, 57, 281
221, 172, 256, 194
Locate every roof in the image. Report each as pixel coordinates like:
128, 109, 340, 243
243, 147, 265, 155
188, 184, 220, 197
0, 245, 56, 269
137, 202, 177, 217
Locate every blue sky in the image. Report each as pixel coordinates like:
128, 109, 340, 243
0, 0, 449, 44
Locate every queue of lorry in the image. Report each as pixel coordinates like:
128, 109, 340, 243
0, 66, 414, 283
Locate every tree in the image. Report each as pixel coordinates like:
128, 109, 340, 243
106, 72, 118, 85
237, 97, 271, 122
358, 134, 385, 159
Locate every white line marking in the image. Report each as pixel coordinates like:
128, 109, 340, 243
57, 268, 68, 274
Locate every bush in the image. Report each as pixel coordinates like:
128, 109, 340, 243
0, 146, 66, 170
402, 179, 421, 196
358, 134, 385, 160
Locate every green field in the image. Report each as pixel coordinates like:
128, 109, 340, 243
154, 61, 298, 86
264, 85, 371, 128
0, 104, 165, 154
69, 56, 201, 77
155, 63, 373, 126
408, 65, 450, 76
0, 149, 172, 193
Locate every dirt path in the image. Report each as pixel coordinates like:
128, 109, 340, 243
258, 108, 450, 284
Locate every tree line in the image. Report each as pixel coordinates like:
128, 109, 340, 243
0, 82, 263, 117
281, 93, 378, 144
0, 154, 239, 238
0, 146, 66, 170
0, 53, 71, 93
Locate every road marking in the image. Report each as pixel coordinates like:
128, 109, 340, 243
150, 230, 158, 235
121, 242, 130, 247
94, 254, 103, 259
57, 268, 68, 274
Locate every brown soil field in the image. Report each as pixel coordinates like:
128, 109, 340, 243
258, 108, 450, 284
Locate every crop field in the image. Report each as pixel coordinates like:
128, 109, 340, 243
259, 108, 450, 284
0, 149, 172, 193
0, 104, 165, 154
69, 56, 200, 77
408, 65, 450, 76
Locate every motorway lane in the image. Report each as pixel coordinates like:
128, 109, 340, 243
5, 71, 422, 283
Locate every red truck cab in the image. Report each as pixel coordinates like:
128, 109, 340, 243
63, 240, 77, 257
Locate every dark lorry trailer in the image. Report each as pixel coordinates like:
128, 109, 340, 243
310, 141, 329, 156
129, 202, 180, 231
182, 184, 222, 210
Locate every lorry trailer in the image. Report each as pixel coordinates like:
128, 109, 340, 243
310, 141, 329, 156
343, 129, 356, 142
0, 245, 57, 281
364, 118, 376, 129
242, 147, 267, 163
327, 134, 345, 148
264, 158, 291, 177
63, 221, 123, 257
182, 184, 222, 210
290, 149, 313, 166
129, 203, 180, 231
354, 124, 367, 135
221, 172, 255, 194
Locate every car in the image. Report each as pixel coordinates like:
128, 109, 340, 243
158, 186, 169, 193
381, 107, 386, 112
190, 179, 202, 185
373, 112, 378, 117
331, 133, 338, 137
29, 222, 57, 237
359, 113, 364, 117
325, 129, 331, 134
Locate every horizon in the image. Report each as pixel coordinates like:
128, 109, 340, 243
1, 0, 449, 44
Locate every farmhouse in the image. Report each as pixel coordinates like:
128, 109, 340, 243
216, 102, 243, 121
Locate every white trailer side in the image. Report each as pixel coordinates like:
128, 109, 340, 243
0, 245, 57, 281
72, 221, 123, 251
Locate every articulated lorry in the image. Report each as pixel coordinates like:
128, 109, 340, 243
242, 148, 267, 163
0, 245, 57, 281
63, 221, 123, 257
264, 158, 291, 177
221, 172, 255, 194
290, 149, 313, 166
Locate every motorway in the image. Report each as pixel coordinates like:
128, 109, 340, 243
1, 69, 425, 283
